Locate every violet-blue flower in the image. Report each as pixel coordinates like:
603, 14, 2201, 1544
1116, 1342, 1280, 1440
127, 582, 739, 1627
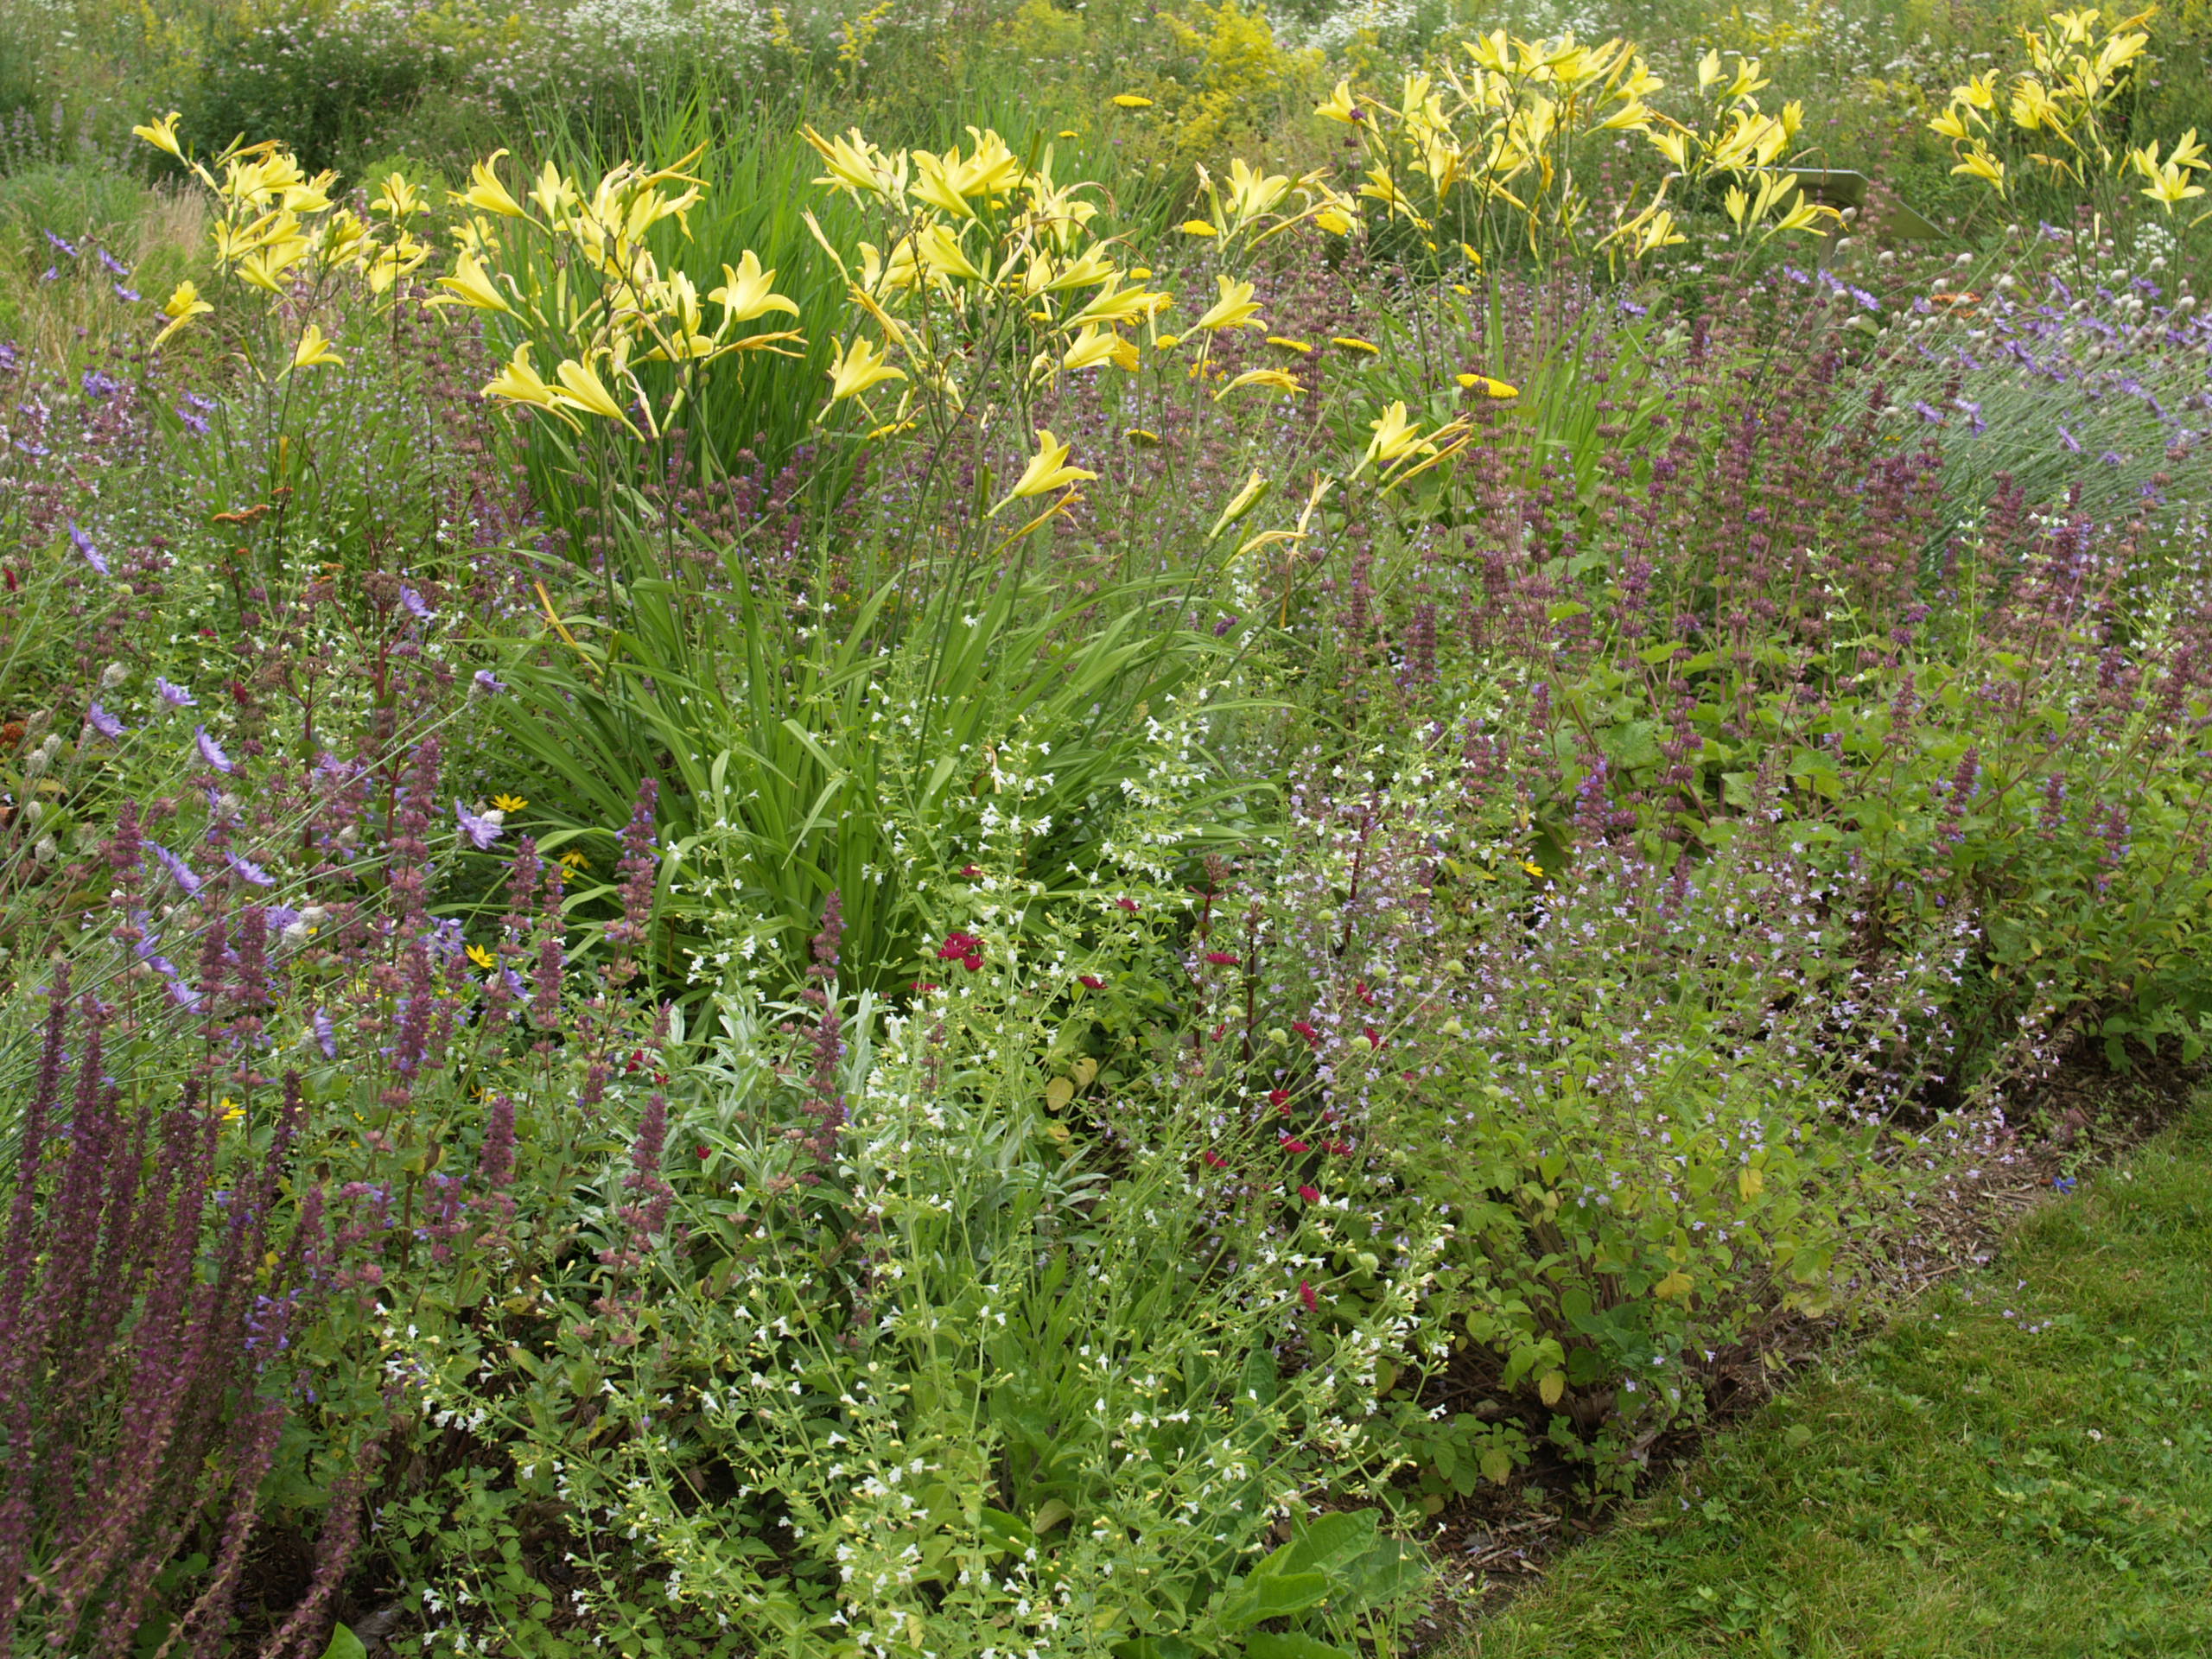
68, 522, 108, 575
226, 852, 276, 887
147, 841, 204, 896
472, 669, 507, 696
85, 702, 124, 739
399, 585, 433, 620
195, 725, 236, 773
156, 677, 196, 707
455, 801, 505, 849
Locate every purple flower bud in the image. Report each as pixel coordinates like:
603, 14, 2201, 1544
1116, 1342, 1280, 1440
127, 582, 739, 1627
68, 522, 108, 575
86, 701, 124, 739
156, 677, 196, 707
195, 725, 236, 773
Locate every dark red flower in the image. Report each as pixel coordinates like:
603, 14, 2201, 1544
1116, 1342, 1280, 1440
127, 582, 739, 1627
1297, 1184, 1321, 1203
961, 952, 983, 972
1280, 1135, 1311, 1153
1078, 974, 1106, 990
1363, 1025, 1384, 1050
958, 863, 982, 877
1204, 951, 1240, 967
696, 1146, 710, 1160
1202, 1150, 1229, 1169
912, 980, 940, 994
1268, 1089, 1291, 1112
1116, 897, 1140, 912
1299, 1280, 1319, 1313
1355, 981, 1376, 1007
1292, 1020, 1320, 1048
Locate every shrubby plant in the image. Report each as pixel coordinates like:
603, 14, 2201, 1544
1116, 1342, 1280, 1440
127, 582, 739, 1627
1, 3, 2209, 1651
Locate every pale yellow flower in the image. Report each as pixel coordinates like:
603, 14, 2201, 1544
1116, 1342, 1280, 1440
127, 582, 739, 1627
288, 323, 343, 372
826, 335, 907, 404
131, 111, 186, 161
709, 251, 800, 321
151, 280, 213, 348
990, 429, 1096, 515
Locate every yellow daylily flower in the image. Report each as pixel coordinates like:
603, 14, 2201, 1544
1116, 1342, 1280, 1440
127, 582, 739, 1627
1354, 400, 1431, 476
709, 250, 800, 321
552, 353, 643, 436
151, 280, 213, 348
453, 149, 527, 218
131, 111, 186, 161
1952, 145, 2007, 194
287, 323, 343, 373
432, 250, 512, 313
989, 428, 1096, 515
826, 335, 907, 404
1062, 325, 1129, 372
1209, 470, 1269, 538
1212, 368, 1304, 399
1192, 275, 1264, 334
1316, 79, 1360, 124
372, 172, 428, 219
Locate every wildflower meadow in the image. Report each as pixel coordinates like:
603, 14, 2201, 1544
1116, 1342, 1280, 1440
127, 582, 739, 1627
0, 0, 2208, 1652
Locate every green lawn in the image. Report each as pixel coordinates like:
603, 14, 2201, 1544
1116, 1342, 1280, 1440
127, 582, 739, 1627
1466, 1095, 2212, 1659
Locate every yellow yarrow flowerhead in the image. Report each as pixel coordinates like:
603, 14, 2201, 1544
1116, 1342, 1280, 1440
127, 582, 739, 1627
1180, 219, 1220, 237
989, 429, 1096, 515
1267, 336, 1313, 353
1332, 335, 1380, 354
1112, 94, 1154, 109
1456, 372, 1518, 397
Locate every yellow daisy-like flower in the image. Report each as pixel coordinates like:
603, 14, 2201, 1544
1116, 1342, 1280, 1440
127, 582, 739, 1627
1266, 336, 1313, 354
1522, 860, 1545, 879
1112, 93, 1154, 109
558, 849, 588, 872
1332, 336, 1380, 354
1154, 334, 1183, 349
467, 944, 498, 969
491, 792, 529, 812
1456, 373, 1519, 398
219, 1096, 244, 1124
